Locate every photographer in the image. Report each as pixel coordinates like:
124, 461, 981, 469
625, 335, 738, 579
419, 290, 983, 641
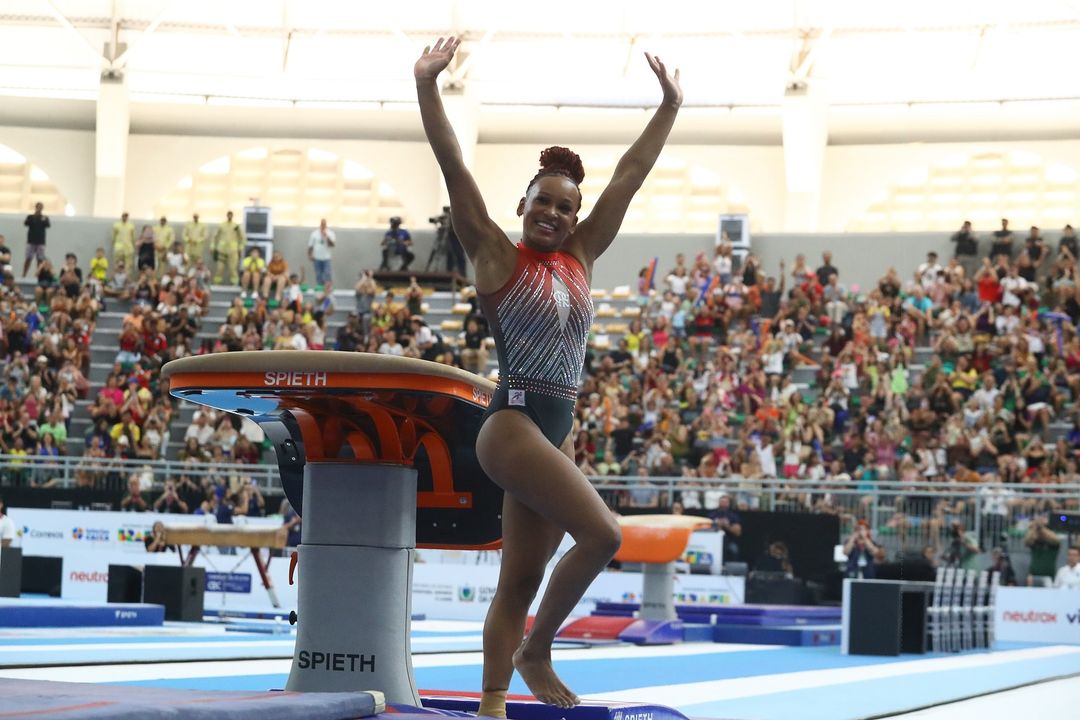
843, 520, 881, 579
941, 521, 981, 570
380, 217, 413, 271
1025, 515, 1061, 586
153, 479, 189, 514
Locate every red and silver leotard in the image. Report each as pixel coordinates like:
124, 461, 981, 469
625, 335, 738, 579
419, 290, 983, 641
477, 242, 593, 445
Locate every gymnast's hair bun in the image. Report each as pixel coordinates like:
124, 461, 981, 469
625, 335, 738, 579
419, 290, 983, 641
538, 146, 585, 185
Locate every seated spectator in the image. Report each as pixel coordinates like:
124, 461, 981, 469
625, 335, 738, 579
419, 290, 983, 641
240, 246, 266, 298
102, 260, 132, 300
262, 251, 289, 304
120, 473, 149, 512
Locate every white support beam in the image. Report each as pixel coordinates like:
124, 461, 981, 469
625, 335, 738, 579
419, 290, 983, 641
113, 1, 177, 69
41, 0, 105, 68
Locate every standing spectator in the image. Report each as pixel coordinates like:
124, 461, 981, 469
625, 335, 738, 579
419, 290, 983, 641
1058, 224, 1078, 260
379, 216, 412, 272
708, 493, 742, 561
212, 211, 245, 285
1025, 516, 1061, 586
182, 213, 208, 267
1054, 545, 1080, 589
153, 217, 175, 274
111, 212, 136, 275
990, 217, 1013, 261
136, 225, 156, 272
843, 520, 881, 579
308, 218, 336, 287
951, 220, 979, 276
815, 251, 838, 287
988, 546, 1017, 586
22, 201, 50, 278
153, 480, 189, 514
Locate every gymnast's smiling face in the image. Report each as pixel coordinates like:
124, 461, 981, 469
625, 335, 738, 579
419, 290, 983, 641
517, 175, 580, 253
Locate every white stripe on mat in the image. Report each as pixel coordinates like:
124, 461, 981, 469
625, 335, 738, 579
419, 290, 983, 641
582, 645, 1080, 704
0, 642, 780, 682
0, 635, 482, 656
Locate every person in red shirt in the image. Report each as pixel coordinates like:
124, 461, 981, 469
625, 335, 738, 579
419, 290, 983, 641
975, 258, 1001, 304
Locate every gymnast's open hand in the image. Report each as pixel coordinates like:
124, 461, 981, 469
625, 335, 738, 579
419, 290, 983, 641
645, 52, 682, 107
415, 36, 461, 81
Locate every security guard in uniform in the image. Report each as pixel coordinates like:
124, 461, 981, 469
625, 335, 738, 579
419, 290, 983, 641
152, 216, 174, 275
111, 212, 136, 273
212, 210, 245, 285
183, 213, 208, 267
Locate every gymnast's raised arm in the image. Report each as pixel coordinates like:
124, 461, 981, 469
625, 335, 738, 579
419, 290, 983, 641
415, 37, 508, 263
570, 53, 682, 265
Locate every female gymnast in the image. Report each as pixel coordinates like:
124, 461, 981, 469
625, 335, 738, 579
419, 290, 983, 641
415, 36, 682, 712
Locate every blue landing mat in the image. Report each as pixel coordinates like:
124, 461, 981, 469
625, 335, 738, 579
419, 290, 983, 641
711, 623, 841, 646
0, 598, 164, 628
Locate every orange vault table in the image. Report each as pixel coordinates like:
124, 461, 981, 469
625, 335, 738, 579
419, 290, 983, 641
161, 352, 502, 704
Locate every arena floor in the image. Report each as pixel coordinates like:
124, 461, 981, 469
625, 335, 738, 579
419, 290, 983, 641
0, 620, 1076, 719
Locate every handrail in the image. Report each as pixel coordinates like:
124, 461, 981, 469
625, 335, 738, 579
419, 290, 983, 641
0, 453, 280, 490
3, 454, 1079, 498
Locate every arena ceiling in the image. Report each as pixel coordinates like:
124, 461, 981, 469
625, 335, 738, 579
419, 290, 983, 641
2, 0, 1080, 143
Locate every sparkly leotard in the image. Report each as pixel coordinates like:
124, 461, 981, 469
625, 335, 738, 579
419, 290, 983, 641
478, 241, 593, 447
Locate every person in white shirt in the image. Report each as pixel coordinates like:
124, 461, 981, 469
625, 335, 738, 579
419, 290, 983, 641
0, 496, 15, 547
1054, 545, 1080, 589
307, 219, 336, 288
917, 251, 943, 290
378, 330, 405, 356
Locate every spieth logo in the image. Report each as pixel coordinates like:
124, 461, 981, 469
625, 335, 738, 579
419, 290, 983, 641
72, 527, 111, 542
117, 528, 149, 543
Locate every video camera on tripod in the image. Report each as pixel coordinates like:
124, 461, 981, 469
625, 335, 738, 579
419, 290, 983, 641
425, 205, 452, 271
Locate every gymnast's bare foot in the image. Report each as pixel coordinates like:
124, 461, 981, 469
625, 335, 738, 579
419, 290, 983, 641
513, 641, 579, 709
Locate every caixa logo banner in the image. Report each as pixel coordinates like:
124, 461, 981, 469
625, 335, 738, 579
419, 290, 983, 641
72, 528, 111, 542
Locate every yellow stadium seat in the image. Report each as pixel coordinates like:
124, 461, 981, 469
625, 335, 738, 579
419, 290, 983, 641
621, 306, 641, 318
611, 286, 632, 299
591, 288, 609, 299
452, 303, 473, 315
441, 320, 463, 332
596, 303, 617, 317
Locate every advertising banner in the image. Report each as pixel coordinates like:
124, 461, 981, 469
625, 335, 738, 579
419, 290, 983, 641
994, 587, 1080, 644
7, 508, 743, 620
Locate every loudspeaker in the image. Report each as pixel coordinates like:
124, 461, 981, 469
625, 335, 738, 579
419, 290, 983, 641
746, 573, 809, 605
142, 565, 205, 622
21, 555, 62, 597
0, 547, 22, 598
107, 565, 143, 603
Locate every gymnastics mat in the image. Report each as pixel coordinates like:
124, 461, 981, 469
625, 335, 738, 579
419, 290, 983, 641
0, 597, 164, 627
0, 678, 384, 719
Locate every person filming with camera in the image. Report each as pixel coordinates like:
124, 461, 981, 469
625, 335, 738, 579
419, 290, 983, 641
380, 216, 414, 271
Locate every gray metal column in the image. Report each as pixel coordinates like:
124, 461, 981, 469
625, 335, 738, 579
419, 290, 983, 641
640, 562, 677, 621
286, 463, 420, 705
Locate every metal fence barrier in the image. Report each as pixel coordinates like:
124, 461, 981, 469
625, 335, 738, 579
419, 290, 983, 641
2, 455, 1076, 568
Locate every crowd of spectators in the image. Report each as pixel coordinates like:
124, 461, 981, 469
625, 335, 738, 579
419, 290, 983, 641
4, 210, 1080, 582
